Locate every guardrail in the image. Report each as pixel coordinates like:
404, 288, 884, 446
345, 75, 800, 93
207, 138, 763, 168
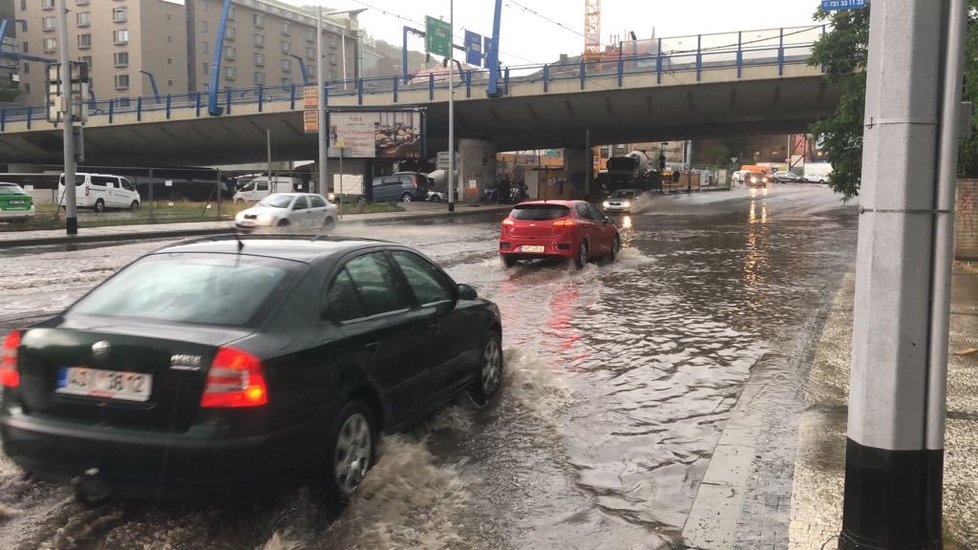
0, 25, 825, 132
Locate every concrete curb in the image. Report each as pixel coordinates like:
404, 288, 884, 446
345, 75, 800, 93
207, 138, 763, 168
0, 205, 511, 249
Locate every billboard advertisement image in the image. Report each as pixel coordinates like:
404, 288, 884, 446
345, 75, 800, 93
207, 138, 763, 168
329, 111, 422, 159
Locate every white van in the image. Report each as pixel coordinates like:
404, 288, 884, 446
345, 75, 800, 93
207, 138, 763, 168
58, 173, 141, 212
232, 176, 302, 203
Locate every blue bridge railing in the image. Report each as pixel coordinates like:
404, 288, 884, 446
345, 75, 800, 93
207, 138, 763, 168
0, 25, 825, 132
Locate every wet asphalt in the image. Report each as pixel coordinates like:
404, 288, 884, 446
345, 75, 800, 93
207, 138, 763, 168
0, 185, 858, 549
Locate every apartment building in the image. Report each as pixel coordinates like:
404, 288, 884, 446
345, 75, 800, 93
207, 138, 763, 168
13, 0, 358, 105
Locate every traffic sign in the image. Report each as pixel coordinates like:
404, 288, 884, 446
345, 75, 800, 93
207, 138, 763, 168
821, 0, 866, 11
425, 16, 452, 57
436, 151, 459, 170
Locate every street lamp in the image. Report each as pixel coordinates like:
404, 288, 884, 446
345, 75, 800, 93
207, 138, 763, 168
316, 6, 365, 196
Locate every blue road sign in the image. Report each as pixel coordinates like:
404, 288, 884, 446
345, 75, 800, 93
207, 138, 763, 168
821, 0, 866, 10
465, 30, 483, 67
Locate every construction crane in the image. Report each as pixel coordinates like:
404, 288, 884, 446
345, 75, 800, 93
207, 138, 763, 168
584, 0, 601, 63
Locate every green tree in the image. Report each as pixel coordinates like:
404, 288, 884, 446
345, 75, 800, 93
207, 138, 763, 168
809, 4, 978, 201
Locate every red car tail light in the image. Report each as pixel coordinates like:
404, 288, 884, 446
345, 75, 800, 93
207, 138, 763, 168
1, 330, 21, 388
200, 347, 268, 408
552, 218, 577, 228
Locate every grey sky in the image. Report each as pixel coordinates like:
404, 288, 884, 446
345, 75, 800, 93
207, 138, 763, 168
289, 1, 822, 66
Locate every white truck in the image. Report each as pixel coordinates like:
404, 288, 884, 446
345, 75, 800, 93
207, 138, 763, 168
232, 176, 303, 203
803, 162, 833, 184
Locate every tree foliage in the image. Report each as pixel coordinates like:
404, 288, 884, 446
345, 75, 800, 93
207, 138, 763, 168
808, 3, 978, 201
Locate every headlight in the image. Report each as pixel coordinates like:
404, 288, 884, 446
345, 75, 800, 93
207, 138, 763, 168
622, 201, 631, 208
602, 201, 610, 208
256, 214, 274, 224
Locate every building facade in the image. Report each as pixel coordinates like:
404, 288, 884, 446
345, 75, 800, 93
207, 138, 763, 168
12, 0, 358, 105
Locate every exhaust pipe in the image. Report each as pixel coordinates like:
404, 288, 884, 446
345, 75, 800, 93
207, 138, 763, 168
71, 468, 111, 506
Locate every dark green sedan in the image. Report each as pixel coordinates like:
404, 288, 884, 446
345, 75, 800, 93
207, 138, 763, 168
0, 182, 36, 222
0, 236, 503, 508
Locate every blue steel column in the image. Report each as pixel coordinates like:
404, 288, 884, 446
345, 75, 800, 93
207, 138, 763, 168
206, 0, 233, 116
486, 0, 502, 97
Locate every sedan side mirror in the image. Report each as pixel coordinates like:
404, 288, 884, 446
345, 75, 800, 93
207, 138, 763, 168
457, 284, 478, 301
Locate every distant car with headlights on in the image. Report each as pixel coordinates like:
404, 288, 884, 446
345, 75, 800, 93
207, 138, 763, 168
235, 193, 337, 233
0, 182, 36, 223
745, 170, 770, 188
602, 189, 644, 213
0, 235, 503, 508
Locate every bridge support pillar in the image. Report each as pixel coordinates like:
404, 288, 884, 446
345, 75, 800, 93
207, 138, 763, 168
457, 139, 496, 202
563, 148, 589, 200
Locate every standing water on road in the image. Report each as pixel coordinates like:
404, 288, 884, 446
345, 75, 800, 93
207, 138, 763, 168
0, 186, 856, 549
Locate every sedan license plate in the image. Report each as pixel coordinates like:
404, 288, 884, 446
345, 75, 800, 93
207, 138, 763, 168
8, 200, 25, 206
56, 367, 153, 402
521, 245, 545, 253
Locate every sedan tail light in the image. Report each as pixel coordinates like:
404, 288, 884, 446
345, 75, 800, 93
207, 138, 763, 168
1, 330, 21, 388
200, 347, 268, 408
552, 218, 577, 228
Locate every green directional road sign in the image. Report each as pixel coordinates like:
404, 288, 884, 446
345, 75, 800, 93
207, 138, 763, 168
425, 16, 452, 57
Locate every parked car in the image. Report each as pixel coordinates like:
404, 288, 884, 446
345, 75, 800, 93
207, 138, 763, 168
428, 189, 447, 202
0, 182, 36, 222
499, 200, 620, 268
232, 177, 302, 203
234, 193, 337, 232
371, 172, 430, 203
0, 236, 503, 508
602, 189, 645, 213
58, 173, 141, 212
772, 171, 802, 183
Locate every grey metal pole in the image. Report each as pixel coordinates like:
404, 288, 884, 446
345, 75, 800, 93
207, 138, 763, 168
341, 26, 348, 91
584, 130, 592, 197
927, 0, 968, 462
266, 128, 272, 181
317, 5, 327, 196
338, 150, 343, 220
447, 1, 455, 213
839, 0, 949, 547
59, 0, 77, 235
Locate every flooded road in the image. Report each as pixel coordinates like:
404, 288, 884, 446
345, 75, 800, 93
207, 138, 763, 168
0, 185, 857, 549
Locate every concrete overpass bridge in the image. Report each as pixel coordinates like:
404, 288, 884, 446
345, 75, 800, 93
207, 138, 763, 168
0, 25, 837, 167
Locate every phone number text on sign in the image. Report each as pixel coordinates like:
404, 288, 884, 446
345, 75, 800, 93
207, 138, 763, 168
821, 0, 866, 10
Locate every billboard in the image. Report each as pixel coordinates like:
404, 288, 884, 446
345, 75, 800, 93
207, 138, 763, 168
328, 111, 422, 159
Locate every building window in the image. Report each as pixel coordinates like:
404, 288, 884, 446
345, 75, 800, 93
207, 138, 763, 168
329, 36, 338, 49
24, 83, 30, 94
114, 51, 129, 67
282, 59, 291, 72
305, 29, 316, 42
42, 0, 55, 9
202, 62, 209, 75
201, 41, 209, 54
22, 62, 29, 74
226, 26, 236, 40
281, 77, 291, 85
79, 55, 93, 69
281, 21, 291, 35
43, 38, 57, 53
112, 7, 127, 23
21, 42, 28, 53
254, 34, 264, 48
76, 0, 90, 5
42, 16, 56, 31
77, 34, 92, 48
281, 39, 291, 54
305, 47, 315, 59
328, 70, 337, 81
253, 52, 264, 66
113, 30, 129, 45
114, 74, 130, 89
201, 21, 208, 33
254, 72, 265, 86
225, 66, 236, 80
253, 13, 263, 27
224, 45, 235, 60
328, 53, 338, 64
167, 58, 172, 65
227, 5, 235, 19
167, 36, 172, 43
77, 12, 91, 27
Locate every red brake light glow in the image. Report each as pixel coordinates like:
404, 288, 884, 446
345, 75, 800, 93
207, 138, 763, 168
1, 330, 21, 388
200, 347, 268, 408
501, 218, 515, 226
553, 218, 577, 228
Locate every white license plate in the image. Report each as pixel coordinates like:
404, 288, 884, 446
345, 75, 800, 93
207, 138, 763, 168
521, 245, 545, 253
56, 367, 153, 402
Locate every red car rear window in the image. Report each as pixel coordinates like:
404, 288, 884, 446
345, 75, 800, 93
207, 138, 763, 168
510, 205, 570, 221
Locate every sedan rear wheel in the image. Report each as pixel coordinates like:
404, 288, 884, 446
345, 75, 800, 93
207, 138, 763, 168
501, 255, 517, 268
93, 199, 105, 213
401, 193, 413, 203
322, 400, 375, 512
470, 333, 503, 405
574, 241, 589, 269
609, 234, 621, 261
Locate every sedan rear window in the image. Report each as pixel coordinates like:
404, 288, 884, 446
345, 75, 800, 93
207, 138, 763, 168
258, 194, 293, 208
70, 253, 301, 327
0, 184, 28, 195
510, 205, 570, 221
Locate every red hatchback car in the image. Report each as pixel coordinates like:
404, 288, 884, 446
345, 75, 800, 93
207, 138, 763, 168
498, 200, 620, 268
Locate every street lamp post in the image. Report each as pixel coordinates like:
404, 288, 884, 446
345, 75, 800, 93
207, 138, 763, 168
447, 0, 455, 212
